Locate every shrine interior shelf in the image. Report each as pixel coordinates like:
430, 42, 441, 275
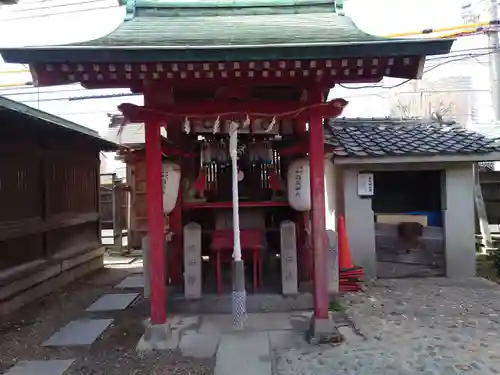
182, 201, 289, 210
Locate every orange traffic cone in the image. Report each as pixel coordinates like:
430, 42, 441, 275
337, 216, 353, 270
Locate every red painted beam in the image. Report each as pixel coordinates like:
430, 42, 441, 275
119, 143, 194, 160
145, 119, 167, 325
118, 99, 348, 123
308, 87, 329, 320
161, 142, 195, 158
278, 143, 308, 157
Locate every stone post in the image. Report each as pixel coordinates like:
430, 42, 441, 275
183, 222, 202, 299
280, 220, 298, 295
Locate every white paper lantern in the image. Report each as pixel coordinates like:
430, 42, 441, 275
162, 161, 181, 214
287, 158, 311, 211
287, 158, 336, 213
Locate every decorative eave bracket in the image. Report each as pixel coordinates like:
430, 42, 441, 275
117, 0, 344, 20
118, 0, 137, 20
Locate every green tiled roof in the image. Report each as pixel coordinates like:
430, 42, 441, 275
81, 13, 385, 48
0, 0, 453, 63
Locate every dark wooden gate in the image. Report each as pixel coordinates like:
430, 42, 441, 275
99, 173, 128, 251
375, 223, 445, 278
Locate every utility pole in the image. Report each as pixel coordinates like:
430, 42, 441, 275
462, 0, 495, 251
488, 0, 500, 122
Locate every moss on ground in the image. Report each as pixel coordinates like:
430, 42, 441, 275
329, 300, 345, 312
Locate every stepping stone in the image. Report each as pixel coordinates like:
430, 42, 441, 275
215, 332, 271, 375
199, 314, 234, 334
42, 319, 114, 347
104, 256, 137, 265
3, 360, 75, 375
115, 275, 144, 289
180, 332, 221, 358
86, 293, 139, 312
200, 313, 292, 334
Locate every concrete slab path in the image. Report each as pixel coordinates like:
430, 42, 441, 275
42, 319, 114, 347
86, 293, 139, 312
3, 360, 75, 375
180, 332, 221, 358
215, 332, 271, 375
114, 275, 144, 289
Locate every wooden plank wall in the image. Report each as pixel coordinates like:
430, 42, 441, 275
0, 115, 100, 271
100, 176, 128, 231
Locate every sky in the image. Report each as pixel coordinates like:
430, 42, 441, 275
0, 0, 489, 139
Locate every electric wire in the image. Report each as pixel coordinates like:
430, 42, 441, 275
0, 4, 119, 21
383, 19, 500, 37
1, 0, 110, 13
337, 50, 496, 90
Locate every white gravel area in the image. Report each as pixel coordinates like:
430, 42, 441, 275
275, 278, 500, 375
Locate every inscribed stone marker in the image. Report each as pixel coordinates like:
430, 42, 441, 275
183, 222, 202, 299
280, 220, 298, 295
326, 229, 339, 294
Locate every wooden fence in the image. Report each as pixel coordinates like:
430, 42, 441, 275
0, 121, 101, 271
99, 173, 129, 251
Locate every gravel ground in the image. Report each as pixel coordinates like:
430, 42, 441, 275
0, 261, 215, 375
275, 277, 500, 375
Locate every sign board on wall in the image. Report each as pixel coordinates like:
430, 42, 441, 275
357, 172, 374, 197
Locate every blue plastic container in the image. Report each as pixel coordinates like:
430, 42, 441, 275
406, 211, 442, 227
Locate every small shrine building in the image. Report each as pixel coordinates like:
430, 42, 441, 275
0, 0, 453, 342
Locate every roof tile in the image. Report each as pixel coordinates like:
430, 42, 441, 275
325, 118, 500, 157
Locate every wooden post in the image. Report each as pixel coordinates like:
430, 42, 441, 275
168, 122, 183, 285
473, 163, 492, 253
170, 185, 182, 284
308, 88, 329, 320
145, 118, 167, 324
142, 235, 150, 298
302, 211, 313, 282
112, 174, 123, 253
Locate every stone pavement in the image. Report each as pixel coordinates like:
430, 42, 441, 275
275, 278, 500, 375
153, 311, 318, 375
6, 254, 500, 375
1, 253, 318, 375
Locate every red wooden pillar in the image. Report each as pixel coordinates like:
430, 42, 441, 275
308, 88, 329, 320
145, 119, 167, 324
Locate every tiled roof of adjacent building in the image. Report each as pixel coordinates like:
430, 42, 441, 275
325, 118, 500, 158
107, 122, 145, 147
0, 96, 118, 151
